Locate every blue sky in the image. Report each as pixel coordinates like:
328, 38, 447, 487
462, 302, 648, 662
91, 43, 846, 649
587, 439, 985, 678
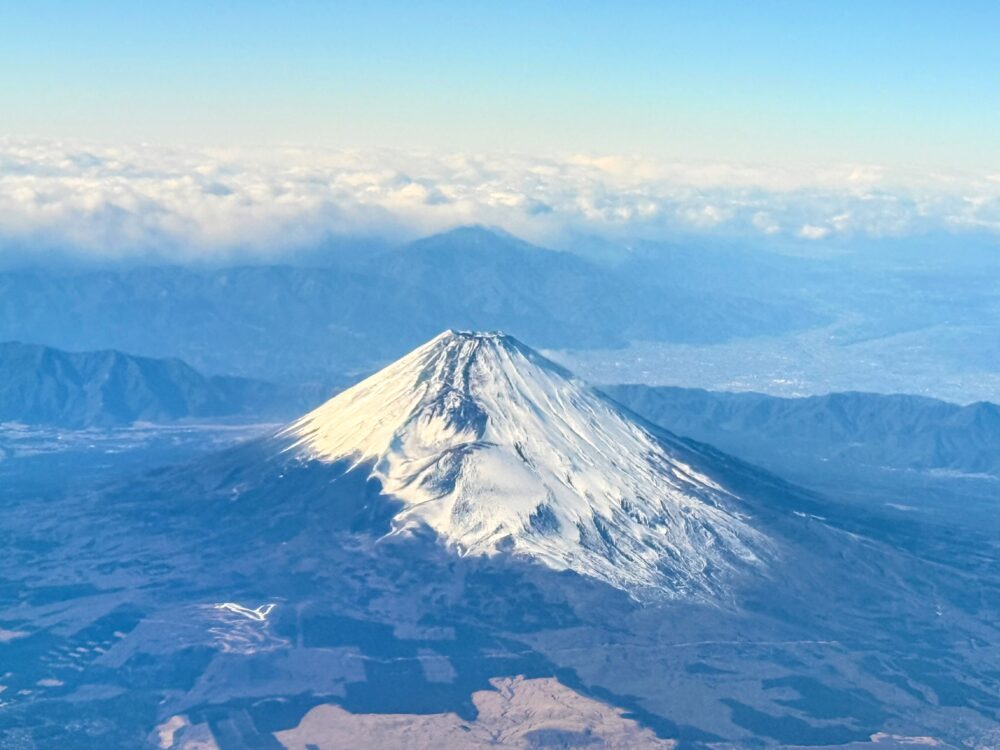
3, 1, 998, 170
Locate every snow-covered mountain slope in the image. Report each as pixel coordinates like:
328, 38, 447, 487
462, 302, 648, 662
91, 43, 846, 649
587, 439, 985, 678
278, 331, 769, 596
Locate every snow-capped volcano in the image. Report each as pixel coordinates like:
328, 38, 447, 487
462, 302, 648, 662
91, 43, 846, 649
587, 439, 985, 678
278, 330, 768, 596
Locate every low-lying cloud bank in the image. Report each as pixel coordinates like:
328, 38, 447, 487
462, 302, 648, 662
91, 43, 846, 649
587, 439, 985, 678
1, 136, 998, 260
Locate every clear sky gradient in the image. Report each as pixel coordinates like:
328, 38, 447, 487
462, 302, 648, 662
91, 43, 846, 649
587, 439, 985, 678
3, 1, 998, 170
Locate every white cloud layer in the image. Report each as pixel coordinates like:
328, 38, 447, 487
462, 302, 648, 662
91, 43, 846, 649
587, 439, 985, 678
1, 137, 998, 260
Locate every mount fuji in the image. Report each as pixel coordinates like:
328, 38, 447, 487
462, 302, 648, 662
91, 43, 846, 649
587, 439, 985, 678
239, 330, 771, 597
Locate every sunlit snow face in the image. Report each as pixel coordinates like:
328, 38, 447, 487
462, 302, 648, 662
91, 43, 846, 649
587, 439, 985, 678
279, 330, 770, 597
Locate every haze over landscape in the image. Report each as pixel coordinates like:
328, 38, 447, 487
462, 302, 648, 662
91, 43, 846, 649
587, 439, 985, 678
1, 3, 998, 750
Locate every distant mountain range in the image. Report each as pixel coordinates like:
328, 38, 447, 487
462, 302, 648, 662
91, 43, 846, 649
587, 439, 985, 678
7, 340, 998, 483
607, 384, 1000, 479
0, 226, 823, 383
0, 342, 296, 427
